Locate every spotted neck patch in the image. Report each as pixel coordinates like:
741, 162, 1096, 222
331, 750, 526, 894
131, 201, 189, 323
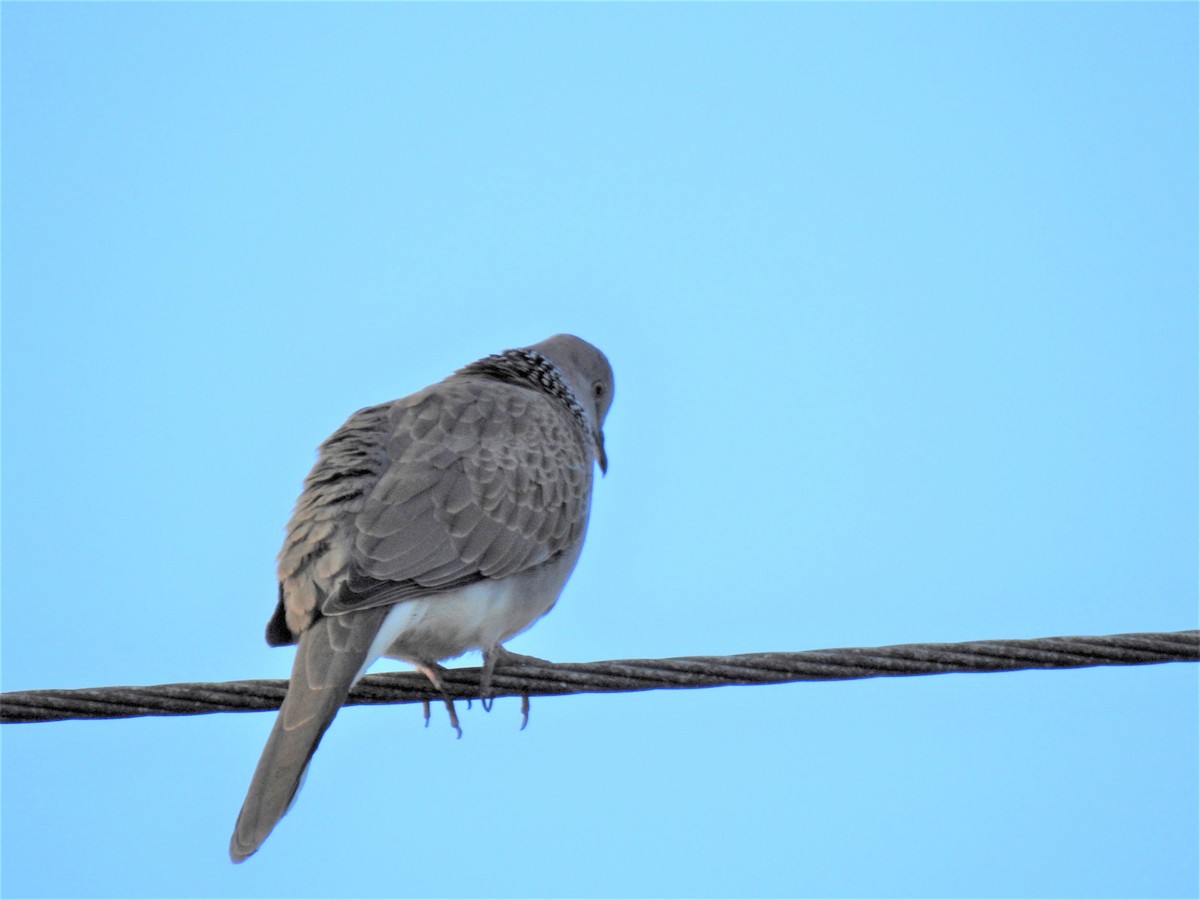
459, 349, 591, 439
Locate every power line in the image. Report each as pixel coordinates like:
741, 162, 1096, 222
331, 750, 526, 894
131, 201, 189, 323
2, 629, 1196, 725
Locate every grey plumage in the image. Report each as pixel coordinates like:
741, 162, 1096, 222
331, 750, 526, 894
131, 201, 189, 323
230, 335, 613, 863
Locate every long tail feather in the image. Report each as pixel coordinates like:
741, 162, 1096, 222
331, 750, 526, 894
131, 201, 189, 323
229, 606, 388, 862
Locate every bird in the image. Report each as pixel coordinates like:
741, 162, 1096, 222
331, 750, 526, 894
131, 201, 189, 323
229, 334, 614, 863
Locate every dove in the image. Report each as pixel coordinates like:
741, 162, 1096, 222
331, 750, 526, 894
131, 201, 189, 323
230, 334, 613, 862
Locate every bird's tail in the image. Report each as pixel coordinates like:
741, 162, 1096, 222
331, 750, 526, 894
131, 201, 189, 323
229, 606, 389, 863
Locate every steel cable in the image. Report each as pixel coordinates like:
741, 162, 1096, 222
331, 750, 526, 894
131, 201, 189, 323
2, 629, 1196, 724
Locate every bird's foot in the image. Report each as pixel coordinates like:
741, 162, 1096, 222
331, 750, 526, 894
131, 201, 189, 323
493, 647, 552, 668
415, 662, 462, 739
481, 646, 549, 723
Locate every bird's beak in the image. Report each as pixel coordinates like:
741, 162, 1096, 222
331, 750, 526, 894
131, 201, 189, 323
596, 433, 608, 476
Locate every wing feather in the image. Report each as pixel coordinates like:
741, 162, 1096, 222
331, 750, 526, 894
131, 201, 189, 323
315, 380, 590, 618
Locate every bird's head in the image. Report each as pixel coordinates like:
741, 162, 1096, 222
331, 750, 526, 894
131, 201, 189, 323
525, 334, 614, 474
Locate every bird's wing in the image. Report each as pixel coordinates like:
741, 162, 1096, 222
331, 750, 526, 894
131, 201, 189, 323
320, 380, 593, 615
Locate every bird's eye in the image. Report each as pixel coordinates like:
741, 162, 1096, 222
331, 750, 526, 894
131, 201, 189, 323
593, 382, 605, 399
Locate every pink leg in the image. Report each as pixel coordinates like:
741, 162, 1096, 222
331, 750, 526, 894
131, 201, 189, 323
414, 662, 462, 739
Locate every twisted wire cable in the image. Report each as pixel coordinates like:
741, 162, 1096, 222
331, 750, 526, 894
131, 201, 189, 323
3, 629, 1196, 724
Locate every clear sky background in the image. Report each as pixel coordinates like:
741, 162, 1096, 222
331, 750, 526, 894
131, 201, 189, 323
2, 3, 1196, 898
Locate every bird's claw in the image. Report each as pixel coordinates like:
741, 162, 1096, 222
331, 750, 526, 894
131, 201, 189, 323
481, 646, 544, 729
416, 662, 464, 739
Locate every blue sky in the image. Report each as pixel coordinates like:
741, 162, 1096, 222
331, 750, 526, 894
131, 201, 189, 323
2, 3, 1196, 898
